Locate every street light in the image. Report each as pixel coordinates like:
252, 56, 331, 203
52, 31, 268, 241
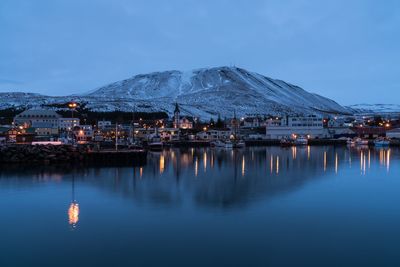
68, 102, 78, 118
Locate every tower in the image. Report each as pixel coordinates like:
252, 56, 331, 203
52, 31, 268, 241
173, 102, 180, 129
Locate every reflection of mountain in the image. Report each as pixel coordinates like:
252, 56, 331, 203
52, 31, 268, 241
0, 147, 396, 210
68, 147, 352, 210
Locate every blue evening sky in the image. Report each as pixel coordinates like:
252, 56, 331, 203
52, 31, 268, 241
0, 0, 399, 105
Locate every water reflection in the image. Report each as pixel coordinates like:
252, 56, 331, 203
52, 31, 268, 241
0, 146, 398, 211
68, 176, 79, 229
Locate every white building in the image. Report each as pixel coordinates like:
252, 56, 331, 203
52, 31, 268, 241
265, 115, 325, 139
59, 118, 80, 130
14, 109, 61, 128
387, 128, 400, 139
196, 129, 232, 140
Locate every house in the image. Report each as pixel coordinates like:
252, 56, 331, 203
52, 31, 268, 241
16, 128, 36, 143
386, 128, 400, 139
243, 117, 261, 128
159, 128, 179, 141
265, 115, 325, 139
73, 125, 94, 143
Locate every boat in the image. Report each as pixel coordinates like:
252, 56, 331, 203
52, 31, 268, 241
294, 135, 308, 145
148, 134, 163, 151
148, 142, 163, 151
346, 138, 355, 146
214, 140, 233, 149
232, 140, 245, 148
354, 137, 369, 146
280, 138, 294, 147
374, 137, 390, 147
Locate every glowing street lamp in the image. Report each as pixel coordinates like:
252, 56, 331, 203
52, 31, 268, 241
68, 102, 78, 118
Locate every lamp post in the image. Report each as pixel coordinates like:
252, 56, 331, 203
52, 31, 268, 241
68, 102, 78, 118
68, 102, 78, 143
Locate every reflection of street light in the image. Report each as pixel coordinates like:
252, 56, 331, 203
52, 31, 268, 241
68, 176, 79, 229
68, 202, 79, 227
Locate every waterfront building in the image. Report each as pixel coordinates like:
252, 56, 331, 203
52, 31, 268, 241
196, 129, 232, 140
265, 115, 325, 139
351, 126, 386, 139
133, 127, 179, 141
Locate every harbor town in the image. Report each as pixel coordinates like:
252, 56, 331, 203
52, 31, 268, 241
1, 102, 400, 164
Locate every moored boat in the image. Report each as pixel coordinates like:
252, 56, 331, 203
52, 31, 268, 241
232, 140, 245, 148
148, 141, 163, 151
294, 135, 308, 146
374, 137, 390, 147
214, 140, 233, 149
280, 138, 294, 147
354, 137, 369, 146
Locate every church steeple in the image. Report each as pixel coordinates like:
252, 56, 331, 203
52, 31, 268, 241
173, 102, 180, 128
174, 102, 180, 113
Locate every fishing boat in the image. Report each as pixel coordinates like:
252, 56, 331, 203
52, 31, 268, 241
354, 137, 369, 146
374, 137, 390, 147
148, 127, 163, 151
280, 138, 294, 147
346, 138, 355, 146
232, 140, 245, 148
294, 135, 308, 146
214, 140, 233, 149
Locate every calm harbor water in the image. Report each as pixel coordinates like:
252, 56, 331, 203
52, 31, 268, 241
0, 146, 399, 266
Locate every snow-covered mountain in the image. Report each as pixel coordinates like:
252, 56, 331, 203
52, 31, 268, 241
0, 66, 350, 119
347, 104, 400, 114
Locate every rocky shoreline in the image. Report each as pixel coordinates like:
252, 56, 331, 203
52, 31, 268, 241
0, 145, 88, 164
0, 145, 147, 166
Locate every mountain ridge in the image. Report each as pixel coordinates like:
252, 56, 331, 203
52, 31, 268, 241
0, 66, 350, 119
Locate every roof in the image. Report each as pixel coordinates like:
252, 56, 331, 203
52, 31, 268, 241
180, 116, 195, 123
15, 109, 61, 119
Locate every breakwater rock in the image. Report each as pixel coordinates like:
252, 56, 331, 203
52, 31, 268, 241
0, 145, 147, 166
0, 145, 87, 164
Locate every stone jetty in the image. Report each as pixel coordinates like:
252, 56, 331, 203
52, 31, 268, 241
0, 144, 147, 166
